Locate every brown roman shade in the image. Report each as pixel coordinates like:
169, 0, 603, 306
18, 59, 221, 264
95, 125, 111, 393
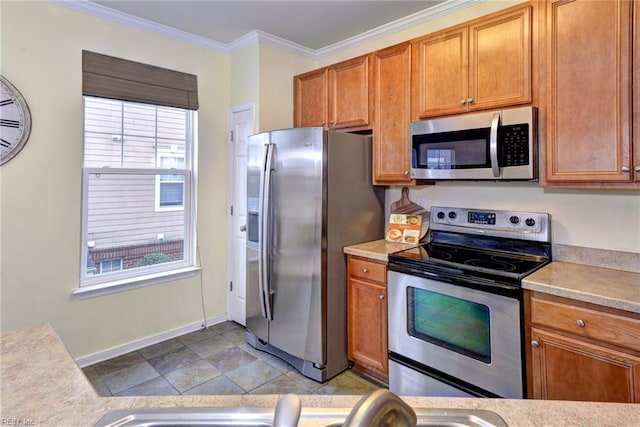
82, 50, 198, 110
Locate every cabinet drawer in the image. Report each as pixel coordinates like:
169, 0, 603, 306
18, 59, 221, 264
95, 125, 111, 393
530, 295, 640, 351
348, 257, 387, 284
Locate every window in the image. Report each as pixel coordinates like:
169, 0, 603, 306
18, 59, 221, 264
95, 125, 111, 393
100, 258, 123, 274
79, 96, 197, 293
77, 51, 199, 297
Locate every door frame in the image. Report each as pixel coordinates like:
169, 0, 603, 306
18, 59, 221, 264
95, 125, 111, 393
227, 102, 255, 325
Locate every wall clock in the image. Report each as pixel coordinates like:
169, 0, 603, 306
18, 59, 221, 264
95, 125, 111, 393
1, 75, 32, 165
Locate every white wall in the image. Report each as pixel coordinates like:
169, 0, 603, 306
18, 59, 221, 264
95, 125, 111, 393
0, 1, 230, 358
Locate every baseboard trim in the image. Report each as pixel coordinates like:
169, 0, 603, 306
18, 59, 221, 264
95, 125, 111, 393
75, 314, 228, 368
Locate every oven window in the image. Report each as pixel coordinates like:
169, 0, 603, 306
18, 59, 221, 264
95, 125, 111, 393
407, 287, 491, 363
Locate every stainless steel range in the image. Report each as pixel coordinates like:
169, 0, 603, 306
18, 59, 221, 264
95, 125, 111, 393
387, 206, 551, 398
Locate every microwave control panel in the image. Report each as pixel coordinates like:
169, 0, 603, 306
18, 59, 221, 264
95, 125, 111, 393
499, 123, 529, 167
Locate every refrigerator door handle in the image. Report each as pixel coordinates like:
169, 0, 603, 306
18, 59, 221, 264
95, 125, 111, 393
259, 143, 275, 321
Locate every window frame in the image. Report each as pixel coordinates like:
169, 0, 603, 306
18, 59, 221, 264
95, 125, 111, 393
76, 97, 199, 299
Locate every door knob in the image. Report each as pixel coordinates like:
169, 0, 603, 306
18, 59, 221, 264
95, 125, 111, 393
240, 225, 247, 232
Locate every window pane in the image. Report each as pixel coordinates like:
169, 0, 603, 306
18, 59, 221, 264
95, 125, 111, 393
83, 97, 189, 168
160, 181, 184, 206
85, 172, 185, 276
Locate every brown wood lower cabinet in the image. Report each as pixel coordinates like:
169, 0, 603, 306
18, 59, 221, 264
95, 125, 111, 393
347, 255, 388, 384
526, 291, 640, 402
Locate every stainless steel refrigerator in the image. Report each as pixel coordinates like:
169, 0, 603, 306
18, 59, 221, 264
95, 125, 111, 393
246, 127, 384, 382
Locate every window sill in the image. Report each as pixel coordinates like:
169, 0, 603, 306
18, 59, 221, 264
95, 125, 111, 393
73, 266, 201, 300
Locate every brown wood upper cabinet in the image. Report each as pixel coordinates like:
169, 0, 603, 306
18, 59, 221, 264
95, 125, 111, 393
542, 0, 639, 186
294, 55, 373, 131
411, 4, 532, 120
372, 42, 414, 185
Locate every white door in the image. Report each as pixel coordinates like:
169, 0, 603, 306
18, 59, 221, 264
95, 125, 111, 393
227, 103, 254, 326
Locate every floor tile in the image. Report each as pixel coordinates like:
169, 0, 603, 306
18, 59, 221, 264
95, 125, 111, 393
207, 346, 257, 373
222, 328, 246, 344
176, 327, 221, 346
164, 359, 221, 393
283, 369, 324, 392
259, 352, 296, 374
184, 375, 246, 395
148, 346, 201, 376
188, 335, 235, 359
139, 338, 185, 360
210, 321, 241, 334
313, 370, 379, 395
116, 376, 179, 396
90, 351, 144, 376
226, 359, 282, 392
101, 360, 159, 395
248, 374, 314, 395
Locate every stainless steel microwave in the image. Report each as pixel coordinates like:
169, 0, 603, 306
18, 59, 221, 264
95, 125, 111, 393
410, 106, 537, 180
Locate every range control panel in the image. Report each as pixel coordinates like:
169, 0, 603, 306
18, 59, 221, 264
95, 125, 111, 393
430, 206, 551, 242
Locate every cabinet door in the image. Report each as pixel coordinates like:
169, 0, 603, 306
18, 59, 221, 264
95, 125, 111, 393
634, 0, 640, 182
531, 327, 640, 403
544, 0, 633, 183
411, 27, 468, 119
294, 68, 328, 128
348, 277, 388, 375
468, 5, 531, 111
328, 55, 372, 130
373, 42, 414, 184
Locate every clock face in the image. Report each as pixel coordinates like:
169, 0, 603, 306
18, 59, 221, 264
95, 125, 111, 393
0, 76, 31, 165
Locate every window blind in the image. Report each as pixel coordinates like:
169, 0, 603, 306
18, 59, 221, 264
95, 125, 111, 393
82, 50, 198, 110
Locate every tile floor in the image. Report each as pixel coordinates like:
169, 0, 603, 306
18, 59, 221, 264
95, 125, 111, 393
83, 321, 380, 397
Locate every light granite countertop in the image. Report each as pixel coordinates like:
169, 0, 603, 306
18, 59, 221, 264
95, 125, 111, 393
2, 323, 640, 426
343, 239, 418, 262
523, 261, 640, 314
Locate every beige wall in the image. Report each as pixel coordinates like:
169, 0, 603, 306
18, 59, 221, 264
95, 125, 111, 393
0, 1, 230, 358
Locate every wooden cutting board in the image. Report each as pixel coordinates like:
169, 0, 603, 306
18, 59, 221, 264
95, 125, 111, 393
390, 187, 429, 239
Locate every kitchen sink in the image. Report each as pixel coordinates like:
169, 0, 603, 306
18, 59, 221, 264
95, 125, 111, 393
94, 406, 508, 427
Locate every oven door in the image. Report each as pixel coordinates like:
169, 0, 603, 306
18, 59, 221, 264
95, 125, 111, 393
387, 270, 523, 398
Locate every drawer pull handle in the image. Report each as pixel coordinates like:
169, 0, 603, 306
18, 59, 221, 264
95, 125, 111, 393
361, 268, 369, 274
531, 341, 539, 348
576, 319, 585, 328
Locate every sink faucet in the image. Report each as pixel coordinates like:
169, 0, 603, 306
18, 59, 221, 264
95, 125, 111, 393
273, 393, 302, 427
343, 389, 417, 427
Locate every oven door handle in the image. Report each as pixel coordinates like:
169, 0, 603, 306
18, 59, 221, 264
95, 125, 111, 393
490, 112, 501, 178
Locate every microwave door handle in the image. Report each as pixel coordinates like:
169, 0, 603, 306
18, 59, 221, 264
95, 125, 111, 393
490, 112, 501, 177
261, 143, 275, 321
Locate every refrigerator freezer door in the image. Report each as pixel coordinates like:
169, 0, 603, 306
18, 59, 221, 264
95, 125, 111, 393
267, 127, 325, 364
246, 132, 270, 344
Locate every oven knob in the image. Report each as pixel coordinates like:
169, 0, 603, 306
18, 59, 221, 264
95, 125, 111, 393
448, 211, 457, 220
437, 211, 446, 220
509, 215, 520, 225
525, 218, 536, 227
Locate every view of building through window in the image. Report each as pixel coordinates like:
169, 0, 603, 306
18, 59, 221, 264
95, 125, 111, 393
81, 97, 194, 284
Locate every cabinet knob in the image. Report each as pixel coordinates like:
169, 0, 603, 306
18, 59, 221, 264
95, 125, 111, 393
404, 170, 409, 176
240, 225, 247, 232
379, 294, 385, 300
634, 165, 640, 172
460, 99, 466, 105
361, 268, 369, 274
576, 319, 585, 328
621, 166, 630, 172
531, 341, 539, 348
467, 98, 473, 104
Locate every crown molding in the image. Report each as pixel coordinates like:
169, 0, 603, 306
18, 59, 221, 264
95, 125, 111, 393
48, 0, 229, 53
227, 30, 317, 58
315, 0, 485, 58
48, 0, 484, 59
